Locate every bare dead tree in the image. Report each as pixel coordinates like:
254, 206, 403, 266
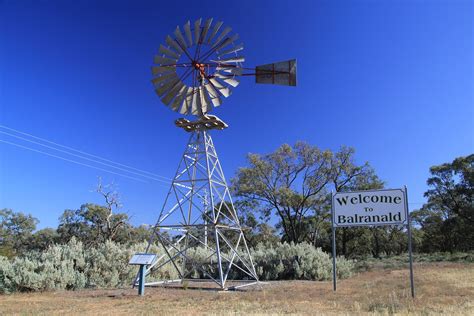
95, 177, 127, 241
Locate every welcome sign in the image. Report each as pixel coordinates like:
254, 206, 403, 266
330, 187, 414, 298
332, 188, 407, 227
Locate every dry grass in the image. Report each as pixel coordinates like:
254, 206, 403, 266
1, 262, 473, 315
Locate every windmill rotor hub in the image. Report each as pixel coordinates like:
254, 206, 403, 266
193, 62, 208, 78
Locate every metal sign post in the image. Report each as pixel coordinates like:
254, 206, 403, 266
331, 192, 337, 292
331, 188, 415, 298
404, 186, 415, 298
129, 253, 157, 296
138, 264, 146, 296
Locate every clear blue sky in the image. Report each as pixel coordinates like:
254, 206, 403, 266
1, 0, 473, 229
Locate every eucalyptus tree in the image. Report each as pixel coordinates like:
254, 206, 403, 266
232, 142, 382, 244
58, 179, 130, 245
412, 154, 474, 252
0, 208, 38, 256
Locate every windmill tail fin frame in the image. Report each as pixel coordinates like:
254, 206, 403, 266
255, 59, 297, 87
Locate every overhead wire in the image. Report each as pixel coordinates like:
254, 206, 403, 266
0, 125, 173, 187
0, 139, 150, 183
0, 124, 171, 181
0, 130, 170, 185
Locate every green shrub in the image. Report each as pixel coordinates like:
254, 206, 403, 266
85, 240, 135, 288
0, 238, 87, 293
251, 242, 353, 281
0, 256, 15, 293
0, 240, 354, 293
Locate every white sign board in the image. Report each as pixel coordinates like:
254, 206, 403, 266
129, 253, 156, 265
332, 188, 407, 227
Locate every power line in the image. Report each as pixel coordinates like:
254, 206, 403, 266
0, 130, 170, 185
0, 139, 151, 183
0, 124, 171, 181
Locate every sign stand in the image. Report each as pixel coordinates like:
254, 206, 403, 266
331, 187, 415, 298
404, 186, 415, 298
138, 264, 146, 296
129, 253, 157, 296
331, 205, 337, 291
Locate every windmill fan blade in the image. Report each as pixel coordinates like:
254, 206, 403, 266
194, 18, 202, 45
180, 87, 194, 114
203, 83, 221, 107
170, 85, 187, 111
209, 78, 231, 97
225, 33, 239, 48
212, 56, 245, 64
184, 21, 193, 46
174, 26, 188, 49
206, 21, 223, 44
155, 76, 179, 96
211, 26, 231, 47
152, 66, 174, 75
159, 45, 180, 59
166, 35, 183, 54
151, 72, 177, 86
216, 66, 243, 76
161, 81, 184, 105
215, 72, 240, 87
154, 55, 177, 65
213, 34, 239, 52
200, 18, 213, 43
255, 59, 297, 86
217, 43, 244, 57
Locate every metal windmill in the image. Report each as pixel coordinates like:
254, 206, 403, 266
137, 18, 296, 291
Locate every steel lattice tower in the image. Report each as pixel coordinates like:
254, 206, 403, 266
139, 123, 259, 290
139, 17, 296, 291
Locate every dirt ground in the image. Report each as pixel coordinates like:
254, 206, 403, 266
1, 262, 473, 315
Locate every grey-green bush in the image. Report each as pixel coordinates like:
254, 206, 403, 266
0, 238, 86, 293
252, 242, 353, 280
0, 240, 354, 293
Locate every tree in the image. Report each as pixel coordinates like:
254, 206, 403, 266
27, 228, 59, 252
233, 199, 280, 247
232, 142, 332, 243
412, 154, 474, 252
126, 224, 153, 244
57, 179, 130, 245
0, 209, 38, 256
232, 142, 383, 244
331, 146, 379, 192
58, 203, 131, 246
425, 154, 473, 224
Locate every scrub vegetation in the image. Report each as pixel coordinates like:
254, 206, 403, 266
0, 239, 353, 294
